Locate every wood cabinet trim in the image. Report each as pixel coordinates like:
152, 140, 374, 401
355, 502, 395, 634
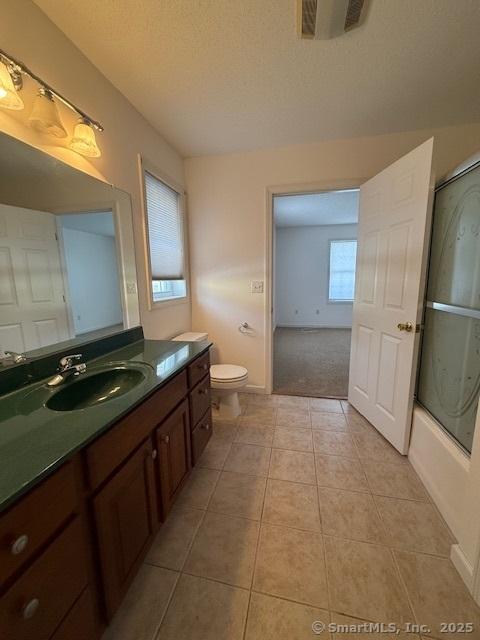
86, 370, 188, 491
155, 399, 192, 519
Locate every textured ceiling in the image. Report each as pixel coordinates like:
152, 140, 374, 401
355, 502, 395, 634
274, 190, 359, 227
34, 0, 480, 157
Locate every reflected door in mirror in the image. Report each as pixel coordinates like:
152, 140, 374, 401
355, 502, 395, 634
0, 204, 70, 353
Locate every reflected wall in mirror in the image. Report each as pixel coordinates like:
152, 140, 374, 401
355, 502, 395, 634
0, 132, 140, 362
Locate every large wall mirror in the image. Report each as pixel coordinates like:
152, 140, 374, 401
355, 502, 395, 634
0, 132, 140, 363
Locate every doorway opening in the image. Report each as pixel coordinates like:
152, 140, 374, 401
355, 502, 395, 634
272, 189, 359, 399
57, 210, 124, 340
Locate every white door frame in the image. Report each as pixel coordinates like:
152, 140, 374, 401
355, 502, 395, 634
264, 177, 367, 395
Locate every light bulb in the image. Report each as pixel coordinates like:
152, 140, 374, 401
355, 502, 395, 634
69, 118, 101, 157
28, 89, 67, 138
0, 60, 23, 110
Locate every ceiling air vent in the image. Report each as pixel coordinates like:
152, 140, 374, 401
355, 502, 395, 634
344, 0, 365, 30
297, 0, 367, 40
301, 0, 318, 39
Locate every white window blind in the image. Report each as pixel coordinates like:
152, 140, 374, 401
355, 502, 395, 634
329, 239, 357, 302
144, 171, 184, 280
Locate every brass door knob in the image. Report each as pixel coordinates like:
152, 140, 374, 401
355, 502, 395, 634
397, 322, 413, 332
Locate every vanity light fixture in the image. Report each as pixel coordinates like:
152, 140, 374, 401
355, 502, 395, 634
0, 48, 103, 155
0, 59, 24, 110
28, 88, 67, 138
70, 118, 101, 158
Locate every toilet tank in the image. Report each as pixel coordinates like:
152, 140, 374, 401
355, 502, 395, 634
172, 332, 208, 342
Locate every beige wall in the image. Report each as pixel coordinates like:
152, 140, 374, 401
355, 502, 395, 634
0, 0, 190, 340
186, 122, 480, 389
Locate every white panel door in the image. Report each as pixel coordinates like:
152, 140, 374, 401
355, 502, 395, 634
348, 138, 434, 454
0, 204, 70, 354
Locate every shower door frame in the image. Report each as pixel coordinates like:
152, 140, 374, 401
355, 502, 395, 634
415, 157, 480, 456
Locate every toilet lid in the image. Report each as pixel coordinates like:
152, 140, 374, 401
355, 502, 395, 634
210, 364, 248, 381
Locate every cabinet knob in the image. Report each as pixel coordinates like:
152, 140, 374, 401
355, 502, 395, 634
161, 435, 170, 444
151, 449, 158, 460
22, 598, 40, 620
199, 363, 208, 371
11, 534, 29, 556
202, 423, 211, 431
199, 388, 208, 395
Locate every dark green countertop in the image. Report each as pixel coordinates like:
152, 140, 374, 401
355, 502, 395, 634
0, 338, 211, 514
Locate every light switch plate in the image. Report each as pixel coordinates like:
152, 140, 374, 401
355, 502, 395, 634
126, 282, 137, 294
250, 280, 264, 293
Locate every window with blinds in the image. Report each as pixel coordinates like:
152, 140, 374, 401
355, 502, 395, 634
328, 239, 357, 302
144, 170, 187, 302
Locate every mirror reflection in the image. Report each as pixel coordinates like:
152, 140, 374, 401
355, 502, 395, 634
0, 132, 140, 363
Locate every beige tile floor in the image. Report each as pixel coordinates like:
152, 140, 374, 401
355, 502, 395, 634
103, 394, 480, 640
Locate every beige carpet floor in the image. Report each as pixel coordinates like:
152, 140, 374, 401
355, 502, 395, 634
273, 327, 352, 398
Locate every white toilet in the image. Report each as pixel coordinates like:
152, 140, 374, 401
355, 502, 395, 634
172, 332, 248, 418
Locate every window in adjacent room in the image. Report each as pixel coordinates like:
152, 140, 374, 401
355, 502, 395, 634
328, 239, 357, 302
143, 169, 187, 304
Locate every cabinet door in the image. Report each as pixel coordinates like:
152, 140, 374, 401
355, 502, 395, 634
156, 400, 192, 518
93, 440, 158, 619
51, 589, 99, 640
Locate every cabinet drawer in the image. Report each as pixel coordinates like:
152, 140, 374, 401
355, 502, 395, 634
189, 375, 211, 427
51, 588, 98, 640
0, 518, 88, 640
188, 351, 210, 389
191, 409, 213, 464
86, 370, 188, 490
0, 461, 78, 587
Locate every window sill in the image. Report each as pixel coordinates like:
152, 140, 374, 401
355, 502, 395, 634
150, 295, 190, 311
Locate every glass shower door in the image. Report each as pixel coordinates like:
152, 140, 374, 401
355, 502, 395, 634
417, 162, 480, 453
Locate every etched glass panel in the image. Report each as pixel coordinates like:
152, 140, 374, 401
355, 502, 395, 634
418, 162, 480, 453
427, 164, 480, 310
418, 308, 480, 453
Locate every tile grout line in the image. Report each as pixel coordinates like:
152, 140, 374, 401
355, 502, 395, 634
153, 416, 245, 638
151, 412, 238, 640
313, 423, 333, 617
241, 444, 271, 640
151, 567, 181, 640
365, 469, 420, 623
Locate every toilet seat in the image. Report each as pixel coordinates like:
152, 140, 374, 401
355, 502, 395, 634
210, 364, 248, 389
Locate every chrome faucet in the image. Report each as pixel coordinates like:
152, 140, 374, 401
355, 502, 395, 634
2, 350, 27, 365
47, 354, 87, 387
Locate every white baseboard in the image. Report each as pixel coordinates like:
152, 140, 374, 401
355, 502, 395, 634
275, 324, 352, 329
244, 384, 267, 395
451, 544, 474, 592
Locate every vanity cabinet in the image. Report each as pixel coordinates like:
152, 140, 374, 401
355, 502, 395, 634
0, 517, 90, 640
192, 408, 213, 464
0, 347, 211, 638
50, 588, 97, 640
93, 439, 158, 617
0, 461, 77, 587
156, 399, 192, 518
